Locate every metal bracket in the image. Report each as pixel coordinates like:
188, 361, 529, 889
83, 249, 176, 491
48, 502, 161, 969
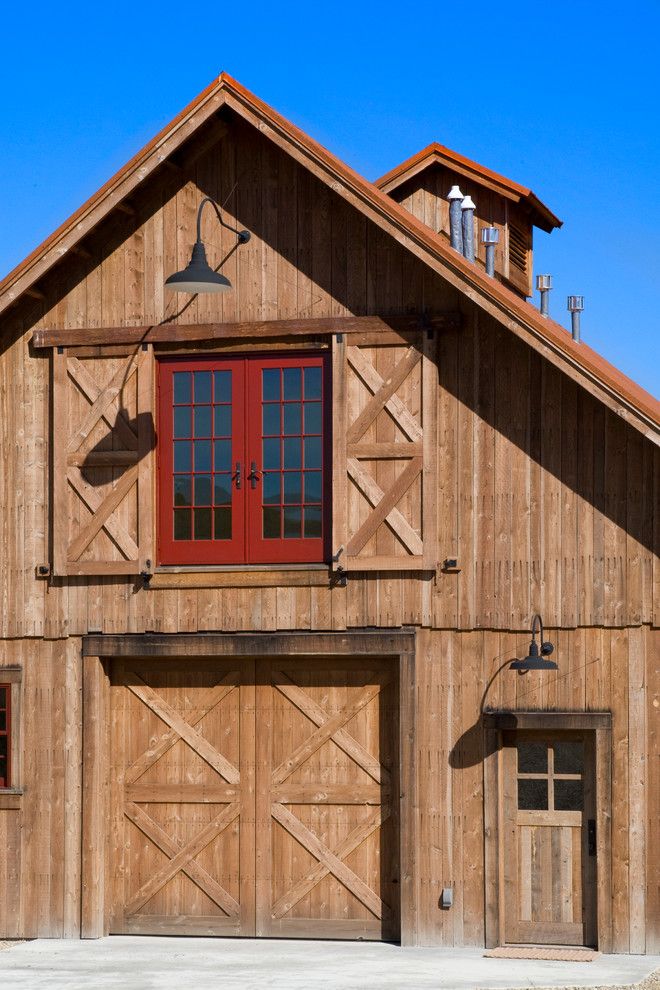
335, 332, 343, 344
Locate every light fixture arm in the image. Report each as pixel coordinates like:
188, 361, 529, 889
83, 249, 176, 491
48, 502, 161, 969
530, 612, 543, 647
196, 196, 250, 246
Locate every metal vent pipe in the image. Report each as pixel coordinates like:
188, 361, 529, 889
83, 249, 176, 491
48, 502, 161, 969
567, 295, 584, 342
461, 195, 476, 262
481, 227, 499, 277
536, 274, 552, 317
448, 186, 464, 253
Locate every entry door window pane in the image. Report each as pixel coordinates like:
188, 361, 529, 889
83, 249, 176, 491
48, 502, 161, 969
518, 778, 548, 810
554, 779, 583, 811
517, 742, 548, 774
554, 741, 583, 774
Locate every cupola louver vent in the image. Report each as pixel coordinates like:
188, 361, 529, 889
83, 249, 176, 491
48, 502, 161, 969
509, 221, 528, 274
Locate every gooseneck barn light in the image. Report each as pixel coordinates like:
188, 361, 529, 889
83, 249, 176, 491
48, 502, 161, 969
510, 614, 558, 672
165, 196, 250, 294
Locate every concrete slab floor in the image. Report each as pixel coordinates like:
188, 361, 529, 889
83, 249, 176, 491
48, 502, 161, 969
0, 938, 658, 990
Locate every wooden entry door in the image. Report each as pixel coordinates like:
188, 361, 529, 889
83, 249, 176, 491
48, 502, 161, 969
502, 731, 597, 946
108, 657, 398, 940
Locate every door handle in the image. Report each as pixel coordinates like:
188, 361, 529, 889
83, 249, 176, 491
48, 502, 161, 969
234, 462, 241, 489
248, 461, 260, 489
588, 819, 596, 857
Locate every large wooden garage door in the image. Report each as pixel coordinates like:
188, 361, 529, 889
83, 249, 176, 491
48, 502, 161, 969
108, 657, 398, 940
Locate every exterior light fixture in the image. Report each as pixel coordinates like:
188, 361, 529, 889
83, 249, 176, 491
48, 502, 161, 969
165, 196, 250, 294
510, 613, 557, 671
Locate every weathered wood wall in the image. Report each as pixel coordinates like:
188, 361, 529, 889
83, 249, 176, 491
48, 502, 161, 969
0, 625, 657, 946
0, 113, 657, 637
0, 110, 657, 948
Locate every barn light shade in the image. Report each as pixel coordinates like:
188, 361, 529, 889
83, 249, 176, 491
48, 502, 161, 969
165, 196, 250, 294
510, 613, 558, 671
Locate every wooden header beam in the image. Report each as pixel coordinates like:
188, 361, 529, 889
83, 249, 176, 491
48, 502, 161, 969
31, 313, 461, 350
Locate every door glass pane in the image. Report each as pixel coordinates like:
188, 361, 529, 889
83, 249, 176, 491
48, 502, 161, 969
173, 372, 191, 405
174, 509, 191, 540
214, 507, 231, 540
518, 778, 548, 810
263, 507, 280, 539
258, 361, 324, 546
517, 742, 548, 774
213, 440, 232, 473
168, 364, 235, 546
554, 741, 583, 775
554, 779, 583, 811
193, 371, 212, 403
194, 406, 212, 437
304, 366, 322, 399
174, 476, 192, 507
194, 508, 212, 540
194, 475, 212, 505
214, 370, 231, 402
174, 407, 191, 438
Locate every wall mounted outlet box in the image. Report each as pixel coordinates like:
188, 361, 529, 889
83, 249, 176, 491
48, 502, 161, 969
440, 887, 453, 908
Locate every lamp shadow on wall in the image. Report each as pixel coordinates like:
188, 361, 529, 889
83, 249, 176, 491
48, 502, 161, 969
448, 658, 514, 770
79, 405, 155, 488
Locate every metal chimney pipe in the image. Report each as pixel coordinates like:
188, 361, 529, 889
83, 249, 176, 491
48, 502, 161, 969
448, 185, 464, 254
536, 274, 553, 317
481, 227, 499, 277
567, 295, 584, 342
461, 195, 476, 262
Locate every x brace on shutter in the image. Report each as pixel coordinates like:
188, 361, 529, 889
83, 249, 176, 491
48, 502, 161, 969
51, 346, 154, 576
342, 343, 427, 568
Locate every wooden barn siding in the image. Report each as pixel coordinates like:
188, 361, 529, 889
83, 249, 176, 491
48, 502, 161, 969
0, 115, 656, 636
0, 637, 81, 937
0, 625, 656, 945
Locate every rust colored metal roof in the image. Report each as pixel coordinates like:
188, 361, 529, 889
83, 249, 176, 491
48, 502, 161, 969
0, 73, 657, 438
376, 141, 562, 233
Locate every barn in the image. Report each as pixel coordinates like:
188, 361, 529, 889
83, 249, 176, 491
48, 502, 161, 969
0, 73, 657, 951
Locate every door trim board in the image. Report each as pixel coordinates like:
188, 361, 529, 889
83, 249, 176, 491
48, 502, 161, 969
483, 711, 612, 953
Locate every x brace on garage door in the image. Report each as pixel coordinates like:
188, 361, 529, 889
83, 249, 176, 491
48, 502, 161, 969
81, 630, 417, 943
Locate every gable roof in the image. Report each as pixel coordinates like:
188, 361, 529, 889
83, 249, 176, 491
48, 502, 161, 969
376, 141, 562, 233
0, 73, 657, 442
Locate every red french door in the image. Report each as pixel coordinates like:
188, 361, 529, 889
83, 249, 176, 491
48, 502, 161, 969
158, 353, 329, 565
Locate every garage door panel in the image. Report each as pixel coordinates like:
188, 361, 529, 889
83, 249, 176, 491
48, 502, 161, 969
256, 658, 399, 940
109, 659, 253, 936
109, 656, 398, 940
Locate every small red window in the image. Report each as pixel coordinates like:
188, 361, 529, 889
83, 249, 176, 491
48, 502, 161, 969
0, 685, 10, 788
158, 354, 330, 565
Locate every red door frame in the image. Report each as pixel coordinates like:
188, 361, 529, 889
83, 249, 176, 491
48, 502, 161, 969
157, 352, 330, 566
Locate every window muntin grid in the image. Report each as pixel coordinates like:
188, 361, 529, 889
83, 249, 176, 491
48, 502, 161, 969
516, 739, 584, 812
171, 369, 234, 543
260, 365, 323, 541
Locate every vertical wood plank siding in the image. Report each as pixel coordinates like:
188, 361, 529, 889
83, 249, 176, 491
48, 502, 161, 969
0, 113, 657, 947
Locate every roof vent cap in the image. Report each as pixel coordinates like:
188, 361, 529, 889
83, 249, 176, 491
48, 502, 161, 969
461, 195, 476, 210
447, 185, 464, 200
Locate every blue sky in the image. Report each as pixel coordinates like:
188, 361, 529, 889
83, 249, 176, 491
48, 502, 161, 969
1, 1, 658, 397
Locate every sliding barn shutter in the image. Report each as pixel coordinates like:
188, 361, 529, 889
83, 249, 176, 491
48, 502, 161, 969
51, 345, 155, 576
332, 331, 437, 572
